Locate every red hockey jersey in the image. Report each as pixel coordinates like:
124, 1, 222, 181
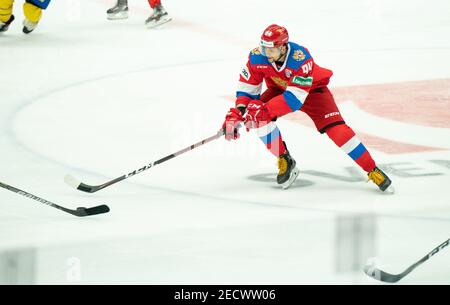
236, 42, 333, 118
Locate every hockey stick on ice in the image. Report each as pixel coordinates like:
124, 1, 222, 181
65, 129, 225, 193
0, 181, 110, 217
364, 237, 450, 283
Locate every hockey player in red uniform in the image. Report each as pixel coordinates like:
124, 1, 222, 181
107, 0, 171, 28
223, 24, 393, 192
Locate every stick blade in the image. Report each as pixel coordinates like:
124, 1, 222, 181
64, 175, 81, 189
385, 185, 395, 194
364, 264, 402, 283
74, 205, 110, 217
64, 175, 99, 193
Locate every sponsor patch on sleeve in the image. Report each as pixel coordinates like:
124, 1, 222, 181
292, 76, 313, 86
241, 66, 251, 81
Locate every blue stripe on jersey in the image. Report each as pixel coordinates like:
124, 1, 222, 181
236, 91, 260, 100
348, 143, 367, 160
27, 0, 51, 9
259, 127, 281, 145
286, 42, 312, 71
249, 53, 270, 65
282, 91, 303, 112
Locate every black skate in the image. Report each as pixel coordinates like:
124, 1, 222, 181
22, 18, 38, 34
0, 14, 15, 33
107, 0, 129, 20
145, 5, 172, 28
368, 166, 394, 194
277, 151, 299, 190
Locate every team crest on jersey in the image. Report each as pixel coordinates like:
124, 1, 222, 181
293, 50, 306, 61
285, 69, 293, 78
251, 47, 261, 55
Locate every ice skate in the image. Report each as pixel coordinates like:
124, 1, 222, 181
145, 5, 171, 28
368, 166, 394, 194
107, 0, 129, 20
22, 18, 38, 34
0, 14, 15, 33
277, 151, 299, 190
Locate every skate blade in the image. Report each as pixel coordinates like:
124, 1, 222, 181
0, 15, 14, 32
107, 12, 129, 20
282, 167, 300, 190
146, 16, 172, 29
383, 185, 395, 194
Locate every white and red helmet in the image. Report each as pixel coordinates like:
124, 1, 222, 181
260, 24, 289, 48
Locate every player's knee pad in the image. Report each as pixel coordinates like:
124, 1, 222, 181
325, 123, 354, 145
0, 0, 14, 23
23, 2, 41, 23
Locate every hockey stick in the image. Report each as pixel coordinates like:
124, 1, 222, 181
0, 181, 110, 217
364, 237, 450, 283
65, 129, 225, 193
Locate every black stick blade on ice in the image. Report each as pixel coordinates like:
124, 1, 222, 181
0, 181, 110, 217
71, 205, 110, 217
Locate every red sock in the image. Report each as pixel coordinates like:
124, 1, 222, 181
326, 124, 376, 172
255, 122, 287, 157
148, 0, 161, 8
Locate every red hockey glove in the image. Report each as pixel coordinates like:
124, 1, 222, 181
222, 108, 244, 140
244, 100, 273, 130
